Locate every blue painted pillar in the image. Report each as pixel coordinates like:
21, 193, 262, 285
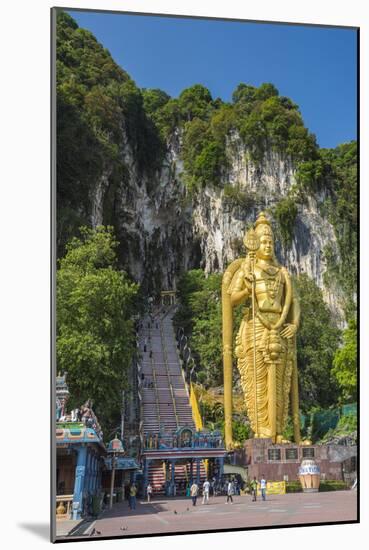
88, 451, 94, 494
72, 446, 87, 520
94, 455, 99, 495
86, 451, 92, 495
218, 457, 224, 481
196, 459, 200, 485
91, 454, 97, 494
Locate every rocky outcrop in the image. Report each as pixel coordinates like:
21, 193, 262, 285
90, 130, 344, 322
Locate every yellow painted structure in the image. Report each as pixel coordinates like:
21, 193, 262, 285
190, 382, 203, 430
257, 480, 286, 496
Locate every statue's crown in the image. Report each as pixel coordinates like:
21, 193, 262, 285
254, 211, 273, 237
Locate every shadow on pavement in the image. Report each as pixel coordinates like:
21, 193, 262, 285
18, 523, 49, 541
100, 500, 168, 518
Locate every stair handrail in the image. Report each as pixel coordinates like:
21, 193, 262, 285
136, 355, 145, 452
148, 323, 161, 429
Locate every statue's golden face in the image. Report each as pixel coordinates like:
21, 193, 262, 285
257, 234, 274, 260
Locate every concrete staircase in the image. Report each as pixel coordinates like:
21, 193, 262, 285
139, 306, 206, 495
139, 307, 195, 435
148, 460, 207, 496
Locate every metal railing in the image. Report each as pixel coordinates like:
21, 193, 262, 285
142, 430, 224, 450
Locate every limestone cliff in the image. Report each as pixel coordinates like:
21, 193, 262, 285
88, 128, 344, 324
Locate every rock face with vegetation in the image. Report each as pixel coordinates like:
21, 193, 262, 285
56, 12, 356, 326
56, 12, 357, 444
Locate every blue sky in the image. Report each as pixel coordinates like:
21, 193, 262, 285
67, 10, 357, 149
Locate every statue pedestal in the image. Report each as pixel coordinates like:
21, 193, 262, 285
233, 438, 347, 482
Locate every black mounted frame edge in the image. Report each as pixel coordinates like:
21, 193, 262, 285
50, 6, 360, 543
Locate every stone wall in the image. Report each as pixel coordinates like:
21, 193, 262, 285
235, 438, 354, 482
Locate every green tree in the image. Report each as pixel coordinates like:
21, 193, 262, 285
142, 88, 170, 115
255, 82, 279, 101
332, 318, 357, 402
174, 270, 243, 387
174, 270, 223, 385
232, 83, 257, 105
295, 274, 340, 411
178, 84, 213, 121
57, 226, 139, 435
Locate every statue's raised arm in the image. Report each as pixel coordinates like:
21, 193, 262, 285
222, 212, 301, 449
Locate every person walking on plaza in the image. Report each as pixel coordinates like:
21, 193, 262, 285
147, 483, 153, 503
260, 475, 267, 501
202, 479, 210, 504
190, 481, 199, 506
129, 483, 137, 510
250, 476, 258, 502
226, 480, 234, 504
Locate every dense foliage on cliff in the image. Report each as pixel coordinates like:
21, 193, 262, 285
56, 226, 139, 435
143, 80, 318, 192
56, 11, 165, 255
57, 12, 319, 203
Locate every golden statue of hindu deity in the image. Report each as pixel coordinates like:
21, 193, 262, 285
222, 212, 301, 449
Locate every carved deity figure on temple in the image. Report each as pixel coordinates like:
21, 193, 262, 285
222, 212, 301, 448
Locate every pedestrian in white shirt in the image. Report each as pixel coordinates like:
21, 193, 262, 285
260, 475, 267, 501
202, 479, 210, 504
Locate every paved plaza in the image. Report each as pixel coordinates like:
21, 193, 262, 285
59, 490, 357, 540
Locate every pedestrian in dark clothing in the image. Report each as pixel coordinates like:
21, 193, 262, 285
226, 481, 234, 503
250, 476, 258, 501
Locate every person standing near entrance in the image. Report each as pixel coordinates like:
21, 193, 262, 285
226, 480, 234, 503
250, 476, 258, 501
202, 479, 210, 504
147, 483, 153, 503
190, 481, 199, 506
129, 483, 137, 510
260, 475, 267, 501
